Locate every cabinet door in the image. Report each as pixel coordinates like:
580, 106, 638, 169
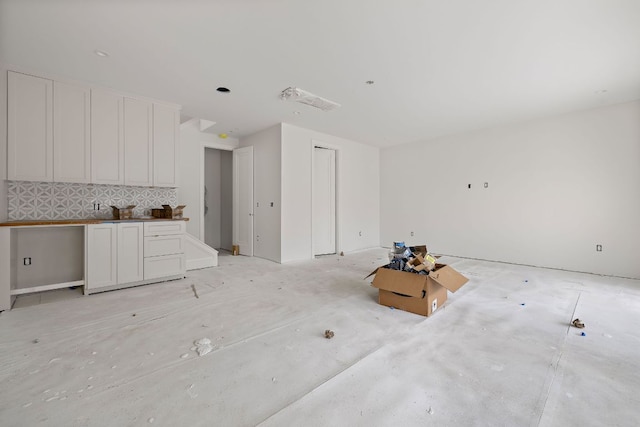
153, 104, 180, 187
124, 98, 153, 186
8, 71, 53, 181
86, 224, 117, 290
91, 89, 124, 184
117, 222, 144, 284
54, 81, 91, 183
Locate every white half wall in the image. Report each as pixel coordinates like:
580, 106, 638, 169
380, 101, 640, 279
281, 123, 380, 263
240, 124, 282, 263
178, 121, 238, 240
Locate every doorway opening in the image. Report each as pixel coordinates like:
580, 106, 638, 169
203, 147, 233, 252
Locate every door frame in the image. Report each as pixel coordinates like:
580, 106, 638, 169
310, 139, 340, 258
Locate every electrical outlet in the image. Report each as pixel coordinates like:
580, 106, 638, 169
468, 184, 471, 189
484, 182, 489, 188
93, 203, 101, 210
410, 231, 414, 236
596, 244, 602, 252
270, 202, 274, 207
359, 231, 362, 237
23, 257, 31, 266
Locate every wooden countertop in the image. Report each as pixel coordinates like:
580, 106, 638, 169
0, 218, 190, 227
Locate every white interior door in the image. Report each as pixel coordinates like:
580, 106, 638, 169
313, 147, 336, 255
233, 146, 254, 256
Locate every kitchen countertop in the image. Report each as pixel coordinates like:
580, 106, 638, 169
0, 217, 189, 227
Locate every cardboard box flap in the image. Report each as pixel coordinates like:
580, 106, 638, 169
428, 265, 468, 292
371, 268, 426, 298
364, 267, 380, 280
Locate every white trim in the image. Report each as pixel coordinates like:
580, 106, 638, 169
11, 280, 85, 295
203, 140, 238, 151
84, 276, 183, 295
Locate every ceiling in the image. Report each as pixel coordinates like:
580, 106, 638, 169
1, 0, 639, 148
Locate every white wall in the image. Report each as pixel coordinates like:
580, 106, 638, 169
381, 101, 640, 279
204, 148, 221, 248
178, 120, 238, 240
281, 123, 380, 263
240, 124, 282, 263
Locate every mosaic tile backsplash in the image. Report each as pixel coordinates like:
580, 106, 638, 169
8, 181, 178, 220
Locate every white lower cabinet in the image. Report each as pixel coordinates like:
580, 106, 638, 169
86, 221, 185, 293
143, 221, 186, 280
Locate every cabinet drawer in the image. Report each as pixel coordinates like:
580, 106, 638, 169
143, 254, 186, 280
143, 221, 185, 236
144, 235, 184, 257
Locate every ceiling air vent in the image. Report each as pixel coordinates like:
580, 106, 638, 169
279, 87, 341, 112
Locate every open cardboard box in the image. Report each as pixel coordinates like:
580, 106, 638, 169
368, 263, 468, 317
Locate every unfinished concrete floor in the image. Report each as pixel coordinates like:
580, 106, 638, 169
1, 249, 639, 426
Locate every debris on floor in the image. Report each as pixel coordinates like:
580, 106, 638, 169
581, 332, 587, 336
572, 318, 585, 328
324, 330, 335, 339
368, 242, 468, 317
192, 338, 214, 356
191, 284, 200, 299
340, 251, 344, 256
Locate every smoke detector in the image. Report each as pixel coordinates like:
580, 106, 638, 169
279, 87, 341, 112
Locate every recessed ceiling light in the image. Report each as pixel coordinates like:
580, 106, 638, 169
94, 50, 109, 58
365, 80, 374, 85
217, 87, 231, 93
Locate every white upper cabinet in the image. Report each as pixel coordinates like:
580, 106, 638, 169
7, 70, 180, 187
124, 97, 153, 186
7, 71, 53, 182
53, 81, 91, 183
153, 103, 180, 187
91, 89, 124, 184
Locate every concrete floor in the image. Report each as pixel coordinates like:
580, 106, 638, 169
1, 249, 639, 426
